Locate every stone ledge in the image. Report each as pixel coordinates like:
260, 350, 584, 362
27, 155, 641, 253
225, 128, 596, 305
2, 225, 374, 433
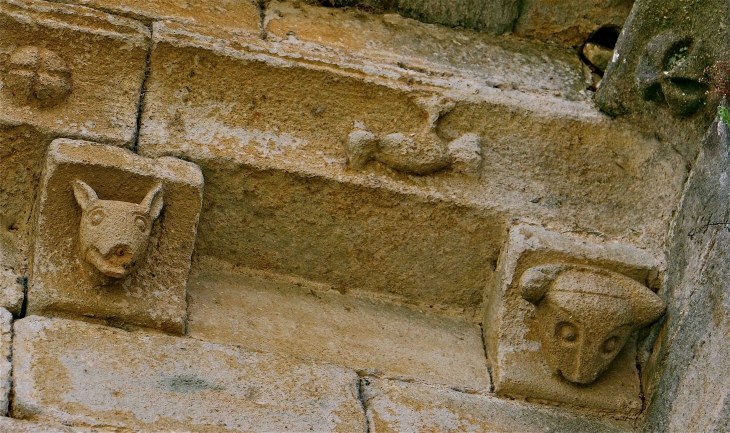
12, 316, 367, 432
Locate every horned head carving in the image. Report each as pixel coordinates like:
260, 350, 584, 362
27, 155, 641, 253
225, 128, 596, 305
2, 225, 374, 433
520, 265, 665, 385
72, 180, 164, 285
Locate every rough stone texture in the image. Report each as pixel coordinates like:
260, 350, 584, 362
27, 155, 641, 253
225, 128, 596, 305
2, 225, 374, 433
138, 18, 685, 312
0, 309, 11, 417
0, 269, 23, 316
187, 257, 490, 392
378, 0, 519, 35
0, 417, 111, 432
362, 377, 633, 432
0, 0, 150, 146
12, 315, 367, 432
640, 120, 730, 432
514, 0, 633, 47
48, 0, 260, 32
596, 0, 730, 163
28, 139, 203, 333
485, 224, 662, 414
265, 0, 586, 100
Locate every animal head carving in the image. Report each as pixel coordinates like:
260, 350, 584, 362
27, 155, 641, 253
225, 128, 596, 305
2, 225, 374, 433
520, 265, 665, 385
72, 180, 163, 284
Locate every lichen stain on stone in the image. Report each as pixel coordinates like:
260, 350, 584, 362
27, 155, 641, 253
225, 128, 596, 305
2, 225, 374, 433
157, 374, 225, 394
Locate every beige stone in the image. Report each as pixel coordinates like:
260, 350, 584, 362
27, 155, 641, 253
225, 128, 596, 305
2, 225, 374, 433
485, 224, 663, 414
187, 257, 490, 392
0, 268, 24, 316
583, 42, 614, 73
264, 0, 586, 99
0, 0, 150, 146
514, 0, 632, 47
28, 139, 203, 333
138, 17, 684, 313
0, 309, 11, 417
0, 417, 112, 432
12, 315, 366, 432
0, 122, 54, 274
47, 0, 260, 32
362, 377, 633, 432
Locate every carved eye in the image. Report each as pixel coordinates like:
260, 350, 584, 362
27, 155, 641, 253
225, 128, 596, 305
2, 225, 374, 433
602, 337, 620, 354
89, 209, 105, 226
135, 216, 148, 232
556, 323, 578, 343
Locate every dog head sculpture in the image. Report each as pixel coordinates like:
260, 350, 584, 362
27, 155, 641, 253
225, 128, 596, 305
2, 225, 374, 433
73, 180, 163, 285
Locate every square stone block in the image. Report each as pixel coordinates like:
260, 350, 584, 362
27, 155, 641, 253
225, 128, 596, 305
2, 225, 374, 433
28, 139, 203, 333
485, 224, 663, 415
0, 0, 150, 145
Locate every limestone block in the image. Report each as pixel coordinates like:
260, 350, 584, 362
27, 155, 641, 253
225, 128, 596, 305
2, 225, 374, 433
138, 19, 685, 311
485, 224, 663, 414
514, 0, 633, 47
640, 120, 730, 432
0, 268, 24, 315
0, 417, 109, 432
0, 309, 10, 417
382, 0, 519, 35
187, 258, 490, 393
0, 0, 150, 146
27, 139, 203, 333
11, 316, 367, 432
46, 0, 260, 33
595, 0, 730, 162
361, 377, 633, 432
264, 0, 586, 99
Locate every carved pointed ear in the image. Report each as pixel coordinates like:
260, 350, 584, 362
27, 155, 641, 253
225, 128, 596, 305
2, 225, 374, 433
629, 285, 666, 329
72, 180, 98, 211
141, 182, 164, 220
520, 265, 562, 304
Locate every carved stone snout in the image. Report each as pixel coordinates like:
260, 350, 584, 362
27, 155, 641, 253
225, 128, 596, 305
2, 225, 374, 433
520, 265, 665, 385
346, 129, 482, 176
73, 180, 164, 285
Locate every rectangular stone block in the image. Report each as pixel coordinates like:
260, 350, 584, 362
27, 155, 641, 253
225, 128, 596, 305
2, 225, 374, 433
362, 377, 632, 432
485, 224, 662, 415
0, 0, 150, 146
0, 269, 23, 316
28, 139, 203, 333
11, 316, 367, 432
0, 309, 11, 417
138, 19, 684, 312
47, 0, 260, 32
187, 258, 490, 392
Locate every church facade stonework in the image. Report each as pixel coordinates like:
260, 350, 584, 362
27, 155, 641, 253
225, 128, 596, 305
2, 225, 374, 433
0, 0, 728, 431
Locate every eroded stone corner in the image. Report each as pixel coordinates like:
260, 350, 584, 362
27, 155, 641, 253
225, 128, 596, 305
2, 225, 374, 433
484, 224, 664, 415
27, 139, 203, 334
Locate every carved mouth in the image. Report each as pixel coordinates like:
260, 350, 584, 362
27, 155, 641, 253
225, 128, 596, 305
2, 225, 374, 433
85, 248, 130, 279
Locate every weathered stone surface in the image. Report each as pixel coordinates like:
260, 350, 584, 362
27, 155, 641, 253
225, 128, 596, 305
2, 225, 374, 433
139, 19, 685, 312
265, 0, 586, 99
485, 224, 662, 414
0, 122, 52, 274
514, 0, 632, 47
0, 0, 150, 146
640, 120, 730, 432
0, 309, 11, 417
596, 0, 730, 162
28, 139, 203, 333
0, 269, 23, 316
187, 257, 490, 392
0, 417, 110, 432
12, 315, 367, 432
362, 377, 633, 432
47, 0, 260, 32
380, 0, 519, 35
